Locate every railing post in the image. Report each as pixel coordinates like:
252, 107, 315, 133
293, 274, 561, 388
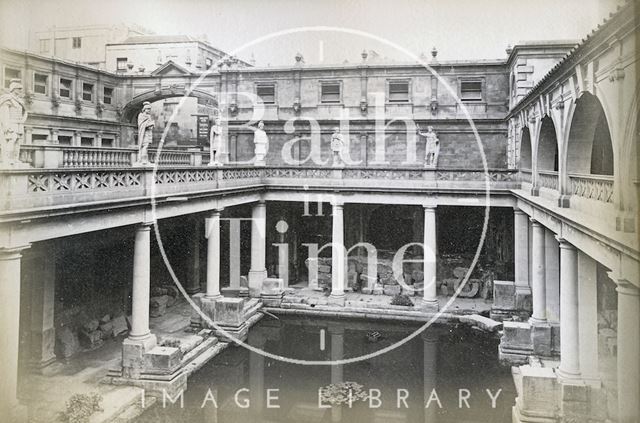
189, 148, 202, 166
33, 146, 63, 169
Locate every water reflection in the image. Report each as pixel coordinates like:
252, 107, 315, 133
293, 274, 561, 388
136, 316, 514, 423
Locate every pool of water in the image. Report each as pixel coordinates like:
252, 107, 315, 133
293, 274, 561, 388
137, 316, 515, 423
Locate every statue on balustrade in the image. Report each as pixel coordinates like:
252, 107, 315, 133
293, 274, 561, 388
253, 120, 269, 166
330, 126, 345, 167
135, 101, 154, 165
208, 116, 223, 166
0, 79, 28, 168
417, 125, 440, 168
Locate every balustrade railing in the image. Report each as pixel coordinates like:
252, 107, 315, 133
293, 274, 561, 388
569, 173, 614, 203
62, 146, 134, 168
520, 169, 532, 184
538, 170, 559, 191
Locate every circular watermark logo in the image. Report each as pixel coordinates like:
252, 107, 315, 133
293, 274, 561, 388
147, 26, 492, 366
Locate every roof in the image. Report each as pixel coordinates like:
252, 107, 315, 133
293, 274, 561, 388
118, 35, 201, 44
510, 0, 635, 113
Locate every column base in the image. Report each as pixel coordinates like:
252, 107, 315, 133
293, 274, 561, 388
122, 333, 158, 379
328, 293, 345, 306
418, 298, 439, 312
248, 270, 268, 297
199, 295, 220, 327
556, 368, 582, 384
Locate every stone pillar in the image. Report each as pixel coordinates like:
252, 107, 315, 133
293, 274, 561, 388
556, 237, 580, 380
186, 218, 201, 295
514, 209, 531, 310
615, 279, 640, 423
544, 230, 560, 323
129, 224, 154, 340
329, 201, 346, 306
229, 218, 241, 291
26, 247, 57, 369
0, 246, 29, 419
529, 219, 546, 324
577, 252, 598, 382
205, 210, 222, 299
248, 201, 268, 297
422, 205, 438, 311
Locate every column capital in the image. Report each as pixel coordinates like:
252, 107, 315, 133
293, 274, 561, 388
423, 204, 437, 211
331, 199, 344, 208
555, 236, 575, 250
0, 245, 31, 260
529, 217, 541, 226
209, 208, 223, 217
615, 279, 640, 296
255, 199, 266, 206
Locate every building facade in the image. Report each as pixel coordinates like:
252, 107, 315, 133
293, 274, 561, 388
0, 2, 637, 422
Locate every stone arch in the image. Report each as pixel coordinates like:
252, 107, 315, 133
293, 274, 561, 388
536, 116, 559, 172
565, 93, 614, 176
519, 127, 532, 170
121, 88, 218, 124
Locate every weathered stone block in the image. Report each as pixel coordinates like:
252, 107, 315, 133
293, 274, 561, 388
213, 297, 244, 326
111, 315, 128, 337
82, 319, 99, 332
531, 323, 552, 357
383, 285, 401, 296
519, 366, 559, 418
79, 329, 103, 349
261, 278, 284, 295
492, 280, 516, 310
150, 295, 170, 317
144, 346, 182, 374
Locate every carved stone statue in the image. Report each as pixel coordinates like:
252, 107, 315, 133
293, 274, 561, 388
135, 101, 154, 165
208, 116, 223, 166
418, 125, 440, 168
0, 79, 28, 168
253, 120, 269, 166
330, 126, 345, 167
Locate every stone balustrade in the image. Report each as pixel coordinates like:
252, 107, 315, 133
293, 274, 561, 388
0, 166, 518, 212
569, 173, 614, 203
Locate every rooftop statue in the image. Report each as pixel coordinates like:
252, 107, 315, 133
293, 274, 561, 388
209, 116, 223, 166
135, 101, 154, 165
417, 125, 440, 168
0, 79, 28, 168
253, 120, 269, 166
330, 127, 345, 167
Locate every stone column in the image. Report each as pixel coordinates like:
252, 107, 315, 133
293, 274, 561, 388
0, 246, 29, 418
206, 210, 222, 299
329, 200, 346, 306
529, 219, 546, 324
577, 252, 598, 382
422, 205, 438, 311
26, 247, 57, 369
186, 218, 201, 295
129, 224, 154, 340
615, 279, 640, 423
544, 230, 560, 323
229, 218, 241, 291
514, 209, 531, 309
248, 201, 268, 297
556, 237, 580, 380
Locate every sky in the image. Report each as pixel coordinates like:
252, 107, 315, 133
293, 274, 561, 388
0, 0, 624, 66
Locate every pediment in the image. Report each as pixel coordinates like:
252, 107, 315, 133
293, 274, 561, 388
151, 60, 191, 76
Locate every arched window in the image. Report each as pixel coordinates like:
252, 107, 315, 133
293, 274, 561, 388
519, 127, 532, 170
537, 117, 559, 172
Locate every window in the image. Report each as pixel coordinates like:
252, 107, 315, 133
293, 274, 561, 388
320, 82, 341, 103
460, 80, 483, 102
103, 87, 113, 105
32, 134, 48, 144
116, 58, 128, 71
72, 37, 82, 49
256, 84, 276, 104
59, 78, 72, 98
82, 82, 93, 101
39, 39, 50, 53
34, 73, 48, 95
4, 67, 21, 89
80, 137, 93, 146
388, 80, 410, 102
57, 135, 72, 145
101, 138, 114, 147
